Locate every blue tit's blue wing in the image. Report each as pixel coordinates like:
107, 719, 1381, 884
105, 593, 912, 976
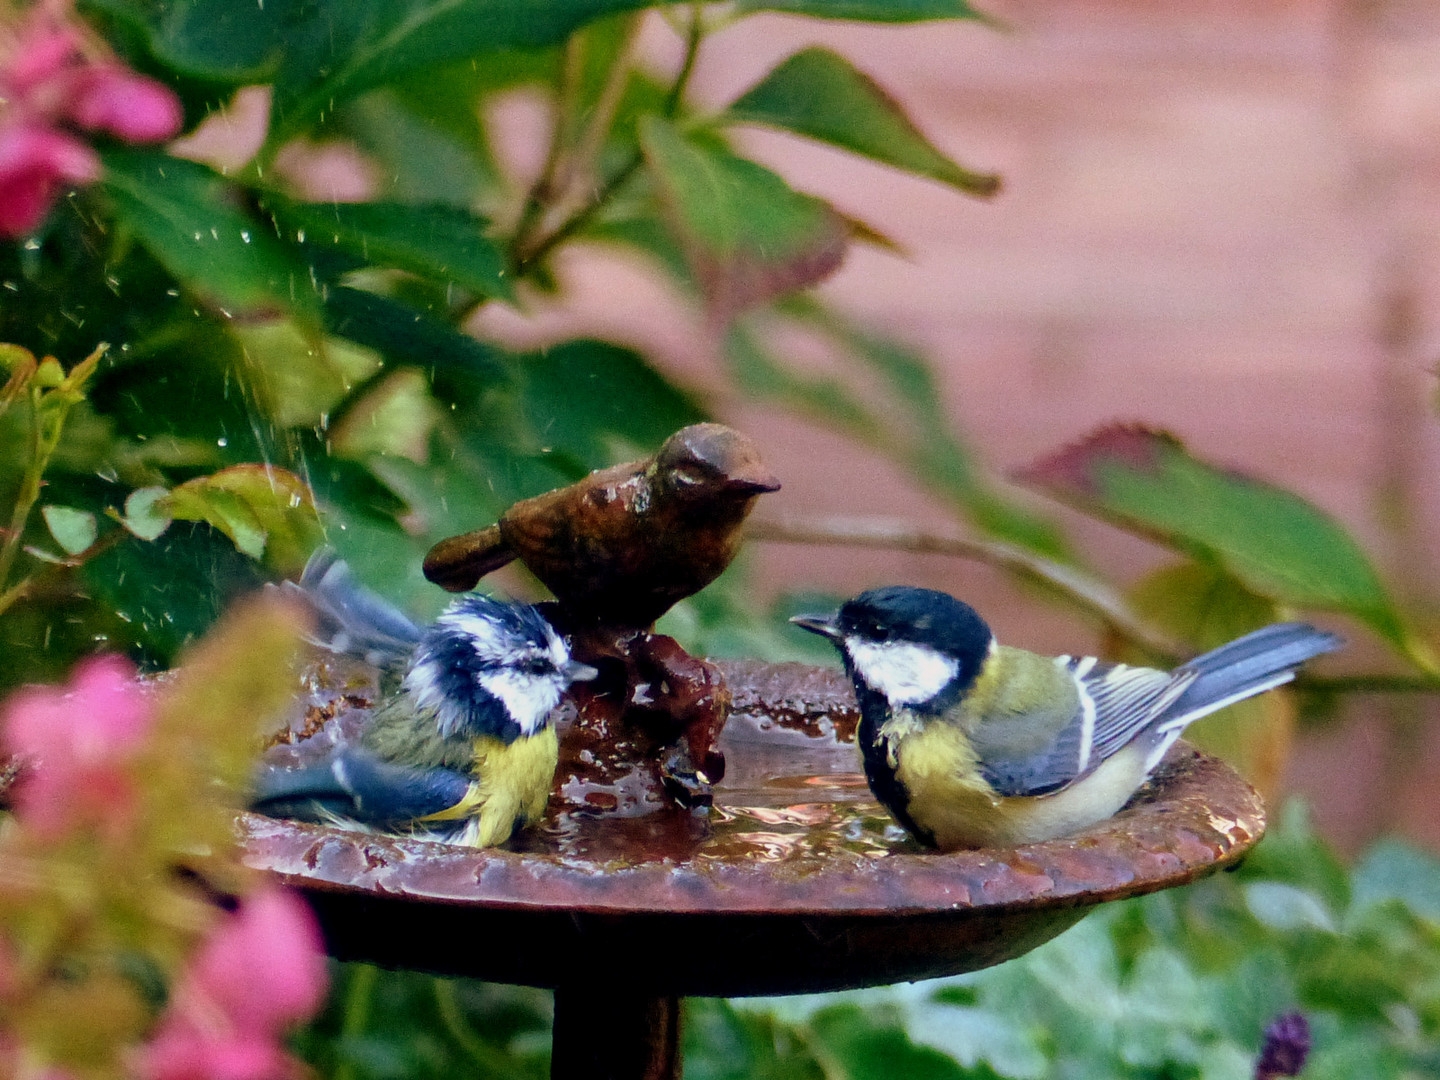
250, 748, 472, 827
278, 548, 423, 670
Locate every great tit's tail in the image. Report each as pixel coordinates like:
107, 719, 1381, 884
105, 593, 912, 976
278, 547, 423, 668
250, 749, 473, 828
1162, 622, 1342, 733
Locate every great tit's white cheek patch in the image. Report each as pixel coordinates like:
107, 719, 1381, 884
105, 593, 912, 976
845, 638, 959, 706
476, 669, 562, 736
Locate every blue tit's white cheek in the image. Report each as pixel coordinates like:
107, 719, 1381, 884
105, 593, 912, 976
476, 669, 562, 735
402, 655, 469, 736
845, 638, 960, 705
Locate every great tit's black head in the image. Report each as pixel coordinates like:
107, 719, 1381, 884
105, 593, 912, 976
403, 595, 596, 742
792, 586, 992, 710
652, 423, 781, 503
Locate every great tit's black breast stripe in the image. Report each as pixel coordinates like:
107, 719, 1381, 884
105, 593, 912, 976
855, 688, 936, 847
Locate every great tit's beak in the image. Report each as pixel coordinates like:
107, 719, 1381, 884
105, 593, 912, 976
565, 660, 600, 682
790, 613, 842, 641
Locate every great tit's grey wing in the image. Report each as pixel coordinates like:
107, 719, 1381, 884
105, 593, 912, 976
278, 548, 423, 670
969, 657, 1193, 798
1071, 657, 1196, 762
1162, 623, 1342, 732
250, 748, 472, 827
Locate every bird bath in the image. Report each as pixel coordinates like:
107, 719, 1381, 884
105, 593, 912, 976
242, 659, 1266, 1080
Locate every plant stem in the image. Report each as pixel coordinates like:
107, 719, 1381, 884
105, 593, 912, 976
512, 5, 706, 279
333, 963, 379, 1080
508, 35, 586, 271
0, 387, 48, 592
748, 512, 1187, 659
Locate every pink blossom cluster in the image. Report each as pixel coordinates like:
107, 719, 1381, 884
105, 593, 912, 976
0, 11, 183, 237
1, 657, 329, 1077
135, 888, 328, 1080
1, 653, 149, 837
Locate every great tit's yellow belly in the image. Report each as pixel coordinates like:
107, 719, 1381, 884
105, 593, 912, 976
420, 727, 559, 848
892, 722, 1151, 850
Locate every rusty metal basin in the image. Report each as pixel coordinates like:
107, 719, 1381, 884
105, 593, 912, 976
241, 660, 1265, 999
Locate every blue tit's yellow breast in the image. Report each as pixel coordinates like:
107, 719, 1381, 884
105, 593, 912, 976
418, 727, 559, 848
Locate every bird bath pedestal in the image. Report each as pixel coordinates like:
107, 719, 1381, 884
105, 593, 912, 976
241, 660, 1266, 1080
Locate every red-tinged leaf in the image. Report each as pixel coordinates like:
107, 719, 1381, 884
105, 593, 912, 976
1016, 425, 1420, 659
639, 116, 847, 324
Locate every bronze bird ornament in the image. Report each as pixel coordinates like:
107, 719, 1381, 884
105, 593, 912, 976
423, 423, 780, 629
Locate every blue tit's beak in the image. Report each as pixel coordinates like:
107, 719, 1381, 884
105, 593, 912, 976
565, 659, 600, 682
790, 613, 843, 642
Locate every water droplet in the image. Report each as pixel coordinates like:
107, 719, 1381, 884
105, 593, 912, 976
194, 231, 203, 241
217, 437, 228, 447
23, 238, 40, 250
241, 231, 252, 243
296, 229, 306, 243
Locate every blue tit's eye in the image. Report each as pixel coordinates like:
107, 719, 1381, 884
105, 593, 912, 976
518, 656, 553, 676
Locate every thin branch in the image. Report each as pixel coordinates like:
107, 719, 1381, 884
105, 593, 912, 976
747, 513, 1187, 659
512, 5, 706, 278
507, 35, 586, 270
1296, 673, 1440, 694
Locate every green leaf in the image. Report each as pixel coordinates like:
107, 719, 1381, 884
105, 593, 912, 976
1350, 839, 1440, 924
268, 0, 678, 141
100, 150, 315, 314
120, 486, 173, 542
807, 1004, 975, 1080
639, 116, 847, 319
160, 465, 322, 570
516, 340, 706, 469
1016, 425, 1420, 657
41, 505, 98, 556
724, 323, 879, 440
265, 199, 513, 299
736, 0, 988, 19
725, 48, 999, 195
320, 286, 509, 383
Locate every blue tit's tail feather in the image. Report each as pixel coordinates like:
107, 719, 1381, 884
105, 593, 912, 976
250, 749, 471, 828
279, 547, 422, 668
1160, 622, 1343, 734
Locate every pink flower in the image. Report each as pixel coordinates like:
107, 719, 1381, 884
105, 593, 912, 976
0, 654, 149, 835
2, 26, 82, 95
0, 11, 183, 238
135, 888, 328, 1080
70, 65, 184, 144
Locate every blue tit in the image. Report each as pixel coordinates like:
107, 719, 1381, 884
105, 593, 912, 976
252, 551, 596, 848
793, 586, 1341, 850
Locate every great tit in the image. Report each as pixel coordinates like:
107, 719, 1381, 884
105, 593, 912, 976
252, 551, 595, 848
793, 586, 1341, 850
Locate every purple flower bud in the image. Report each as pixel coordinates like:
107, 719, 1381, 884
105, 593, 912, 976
1255, 1011, 1311, 1079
